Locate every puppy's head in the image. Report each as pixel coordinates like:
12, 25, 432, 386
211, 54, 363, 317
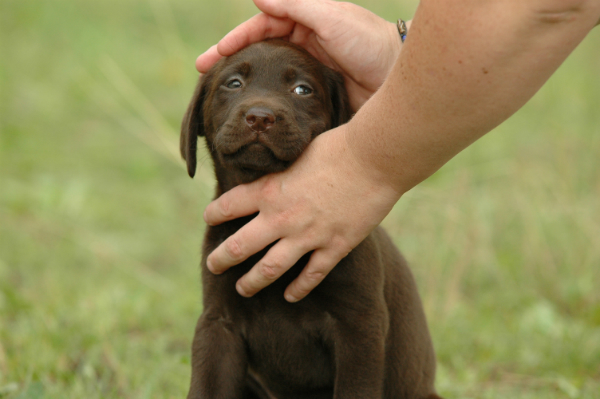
181, 39, 352, 186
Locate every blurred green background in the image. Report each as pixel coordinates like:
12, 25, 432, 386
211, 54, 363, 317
1, 0, 599, 398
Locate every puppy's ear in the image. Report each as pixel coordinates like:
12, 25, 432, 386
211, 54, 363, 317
180, 71, 214, 178
324, 68, 353, 128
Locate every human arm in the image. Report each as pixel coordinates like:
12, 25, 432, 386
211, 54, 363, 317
203, 0, 600, 302
347, 0, 600, 193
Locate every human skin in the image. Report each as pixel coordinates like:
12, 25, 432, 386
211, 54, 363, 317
197, 0, 600, 302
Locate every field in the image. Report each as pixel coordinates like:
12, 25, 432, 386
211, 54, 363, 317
1, 0, 599, 398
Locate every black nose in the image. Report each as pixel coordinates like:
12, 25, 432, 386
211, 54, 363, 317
245, 107, 276, 132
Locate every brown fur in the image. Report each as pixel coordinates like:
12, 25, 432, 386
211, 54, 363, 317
181, 39, 441, 399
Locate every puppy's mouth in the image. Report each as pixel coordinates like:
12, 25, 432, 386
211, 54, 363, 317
215, 127, 308, 175
221, 142, 292, 174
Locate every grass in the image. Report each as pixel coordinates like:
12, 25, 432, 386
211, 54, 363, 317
1, 0, 599, 398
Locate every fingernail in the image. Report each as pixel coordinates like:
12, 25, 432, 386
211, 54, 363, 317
236, 282, 249, 297
285, 293, 298, 303
206, 259, 215, 273
203, 209, 211, 225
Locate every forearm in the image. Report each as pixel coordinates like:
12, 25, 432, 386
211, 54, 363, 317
346, 0, 600, 195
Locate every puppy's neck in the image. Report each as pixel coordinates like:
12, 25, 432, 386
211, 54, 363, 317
214, 165, 269, 194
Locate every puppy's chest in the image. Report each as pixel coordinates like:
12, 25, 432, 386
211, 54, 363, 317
242, 299, 336, 392
203, 224, 336, 390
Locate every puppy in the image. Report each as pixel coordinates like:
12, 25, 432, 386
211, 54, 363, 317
181, 39, 441, 399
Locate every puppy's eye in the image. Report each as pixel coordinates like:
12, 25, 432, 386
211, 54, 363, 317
293, 85, 313, 96
225, 79, 243, 89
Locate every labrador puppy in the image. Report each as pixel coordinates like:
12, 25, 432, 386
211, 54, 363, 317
181, 39, 441, 399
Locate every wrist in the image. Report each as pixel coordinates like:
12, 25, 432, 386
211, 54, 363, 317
386, 20, 403, 61
390, 18, 412, 51
339, 119, 406, 203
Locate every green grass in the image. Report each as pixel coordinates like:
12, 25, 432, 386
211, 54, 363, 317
1, 0, 599, 398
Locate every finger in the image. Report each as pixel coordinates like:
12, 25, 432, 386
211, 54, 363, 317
288, 21, 314, 46
235, 239, 310, 297
288, 23, 334, 68
204, 183, 260, 226
206, 214, 280, 274
284, 249, 343, 302
196, 44, 222, 73
217, 0, 341, 57
252, 0, 336, 34
217, 13, 295, 57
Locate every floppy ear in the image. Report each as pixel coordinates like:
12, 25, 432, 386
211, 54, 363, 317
180, 72, 213, 178
324, 68, 353, 128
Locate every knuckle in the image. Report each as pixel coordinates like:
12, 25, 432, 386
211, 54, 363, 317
260, 176, 280, 201
299, 228, 324, 249
338, 2, 353, 11
218, 196, 232, 218
258, 259, 284, 281
272, 209, 294, 229
304, 267, 328, 283
330, 235, 353, 256
292, 283, 311, 297
224, 237, 244, 260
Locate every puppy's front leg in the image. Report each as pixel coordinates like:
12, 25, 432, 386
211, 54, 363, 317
329, 317, 386, 399
187, 311, 248, 399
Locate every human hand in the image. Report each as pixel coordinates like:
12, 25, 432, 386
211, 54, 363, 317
196, 0, 407, 111
203, 126, 401, 302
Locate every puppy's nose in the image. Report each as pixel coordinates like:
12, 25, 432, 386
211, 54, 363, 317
245, 108, 276, 132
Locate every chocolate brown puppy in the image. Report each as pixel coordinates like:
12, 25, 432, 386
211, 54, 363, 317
181, 39, 441, 399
